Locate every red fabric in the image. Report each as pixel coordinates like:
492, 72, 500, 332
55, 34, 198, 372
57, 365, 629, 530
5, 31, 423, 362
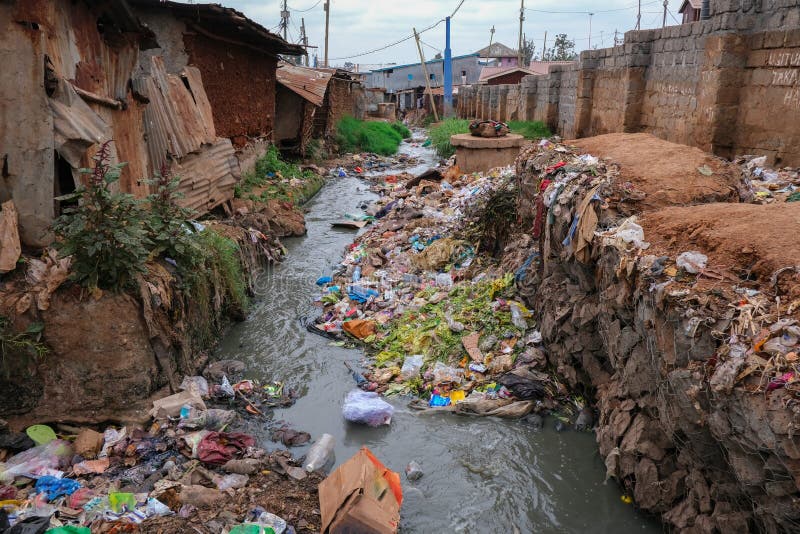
532, 195, 546, 239
197, 432, 255, 465
544, 161, 566, 174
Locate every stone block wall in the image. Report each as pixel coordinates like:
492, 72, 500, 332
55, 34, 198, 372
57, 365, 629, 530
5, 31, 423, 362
456, 3, 800, 165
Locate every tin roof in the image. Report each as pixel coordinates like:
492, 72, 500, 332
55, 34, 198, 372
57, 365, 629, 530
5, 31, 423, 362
479, 66, 535, 82
275, 62, 334, 107
476, 42, 518, 59
371, 53, 480, 73
528, 60, 576, 75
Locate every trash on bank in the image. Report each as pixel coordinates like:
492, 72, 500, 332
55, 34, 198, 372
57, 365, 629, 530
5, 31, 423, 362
319, 447, 401, 534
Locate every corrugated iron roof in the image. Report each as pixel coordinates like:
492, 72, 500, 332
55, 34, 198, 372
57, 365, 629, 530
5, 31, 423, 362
479, 66, 535, 82
276, 62, 333, 107
129, 0, 304, 56
476, 42, 518, 58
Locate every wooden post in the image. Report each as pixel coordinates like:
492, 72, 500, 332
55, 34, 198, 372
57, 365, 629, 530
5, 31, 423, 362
414, 28, 439, 122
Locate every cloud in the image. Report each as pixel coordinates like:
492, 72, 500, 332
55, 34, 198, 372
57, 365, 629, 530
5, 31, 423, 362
180, 0, 681, 67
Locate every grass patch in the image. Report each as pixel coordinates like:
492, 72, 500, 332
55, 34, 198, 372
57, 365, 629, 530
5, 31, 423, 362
235, 145, 322, 205
428, 118, 551, 158
335, 116, 409, 155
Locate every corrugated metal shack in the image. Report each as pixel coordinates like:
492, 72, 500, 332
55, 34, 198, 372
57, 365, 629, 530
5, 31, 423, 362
275, 62, 365, 153
0, 0, 302, 247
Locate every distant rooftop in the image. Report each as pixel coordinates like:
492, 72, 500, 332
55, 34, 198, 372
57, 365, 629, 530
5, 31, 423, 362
476, 42, 518, 58
528, 60, 576, 75
370, 53, 480, 73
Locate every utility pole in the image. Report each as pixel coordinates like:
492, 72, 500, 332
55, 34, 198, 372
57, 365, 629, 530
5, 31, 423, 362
280, 0, 289, 41
414, 27, 439, 122
300, 18, 308, 65
444, 16, 453, 116
588, 12, 594, 49
662, 0, 668, 27
542, 31, 547, 61
636, 0, 641, 30
614, 29, 619, 46
517, 0, 525, 67
323, 0, 330, 67
489, 25, 495, 49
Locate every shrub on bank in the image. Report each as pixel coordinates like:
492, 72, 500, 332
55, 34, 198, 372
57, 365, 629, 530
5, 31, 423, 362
235, 145, 323, 205
335, 116, 409, 156
428, 118, 551, 158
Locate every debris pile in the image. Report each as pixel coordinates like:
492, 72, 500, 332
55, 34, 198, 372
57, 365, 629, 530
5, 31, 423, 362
308, 160, 589, 428
512, 133, 800, 532
0, 370, 324, 533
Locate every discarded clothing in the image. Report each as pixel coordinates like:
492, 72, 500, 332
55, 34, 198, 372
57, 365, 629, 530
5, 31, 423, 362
35, 475, 82, 501
197, 432, 255, 465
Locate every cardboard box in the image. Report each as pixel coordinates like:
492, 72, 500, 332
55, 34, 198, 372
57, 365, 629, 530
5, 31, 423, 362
319, 447, 402, 533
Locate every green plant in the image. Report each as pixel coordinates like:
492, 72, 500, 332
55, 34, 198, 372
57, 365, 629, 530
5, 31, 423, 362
428, 118, 551, 158
197, 229, 248, 313
0, 318, 47, 378
52, 141, 151, 291
235, 145, 321, 204
145, 165, 205, 282
335, 116, 407, 155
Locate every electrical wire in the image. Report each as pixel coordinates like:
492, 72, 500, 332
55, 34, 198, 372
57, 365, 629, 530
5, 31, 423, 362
288, 0, 323, 12
419, 38, 442, 53
526, 0, 659, 14
328, 0, 464, 61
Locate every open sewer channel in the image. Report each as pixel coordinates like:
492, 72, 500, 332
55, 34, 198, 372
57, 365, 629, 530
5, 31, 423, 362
213, 137, 662, 533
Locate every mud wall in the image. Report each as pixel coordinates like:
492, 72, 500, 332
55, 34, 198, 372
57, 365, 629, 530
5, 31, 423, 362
457, 2, 800, 165
184, 35, 278, 147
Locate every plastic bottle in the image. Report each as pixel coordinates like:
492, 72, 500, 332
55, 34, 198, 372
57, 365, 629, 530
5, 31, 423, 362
303, 434, 335, 472
352, 266, 361, 283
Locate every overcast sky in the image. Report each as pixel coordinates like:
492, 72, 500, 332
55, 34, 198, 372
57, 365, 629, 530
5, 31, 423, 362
201, 0, 684, 68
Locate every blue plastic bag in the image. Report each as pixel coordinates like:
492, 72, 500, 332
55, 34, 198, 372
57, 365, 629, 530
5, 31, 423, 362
34, 475, 81, 501
342, 390, 394, 427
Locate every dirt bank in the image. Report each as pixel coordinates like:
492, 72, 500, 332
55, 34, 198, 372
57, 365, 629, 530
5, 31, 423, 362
514, 133, 800, 532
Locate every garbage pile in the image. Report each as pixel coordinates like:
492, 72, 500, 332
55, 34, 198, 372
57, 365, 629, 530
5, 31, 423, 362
327, 152, 423, 178
0, 370, 325, 533
736, 154, 800, 203
511, 133, 800, 532
308, 160, 590, 426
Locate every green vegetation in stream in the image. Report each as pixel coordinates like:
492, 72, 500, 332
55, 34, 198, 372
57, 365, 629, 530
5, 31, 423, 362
428, 118, 551, 158
335, 116, 411, 155
235, 145, 323, 205
370, 273, 528, 395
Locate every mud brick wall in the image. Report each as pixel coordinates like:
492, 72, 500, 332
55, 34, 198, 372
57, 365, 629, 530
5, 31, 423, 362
184, 35, 277, 145
456, 4, 800, 165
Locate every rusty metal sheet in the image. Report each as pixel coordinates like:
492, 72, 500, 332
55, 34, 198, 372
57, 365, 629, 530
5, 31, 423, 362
276, 61, 333, 107
171, 139, 239, 213
49, 82, 111, 168
181, 66, 216, 141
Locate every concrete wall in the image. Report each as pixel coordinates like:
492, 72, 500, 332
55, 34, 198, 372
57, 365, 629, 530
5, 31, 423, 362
456, 3, 800, 165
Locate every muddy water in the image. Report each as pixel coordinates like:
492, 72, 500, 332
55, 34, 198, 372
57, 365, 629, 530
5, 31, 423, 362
213, 140, 661, 533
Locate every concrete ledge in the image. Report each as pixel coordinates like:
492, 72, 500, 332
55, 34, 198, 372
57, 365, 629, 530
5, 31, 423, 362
450, 133, 525, 149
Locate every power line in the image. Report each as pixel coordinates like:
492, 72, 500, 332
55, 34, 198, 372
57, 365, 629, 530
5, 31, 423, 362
526, 0, 659, 14
328, 0, 465, 62
419, 38, 442, 53
288, 0, 322, 12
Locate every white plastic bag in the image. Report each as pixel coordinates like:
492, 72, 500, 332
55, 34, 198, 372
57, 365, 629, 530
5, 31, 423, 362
342, 390, 394, 426
399, 355, 424, 380
676, 251, 708, 274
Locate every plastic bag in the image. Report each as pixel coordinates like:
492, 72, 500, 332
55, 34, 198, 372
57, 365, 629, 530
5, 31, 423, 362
216, 473, 249, 490
676, 251, 708, 274
179, 376, 210, 398
251, 508, 287, 534
219, 375, 235, 398
431, 362, 463, 384
610, 217, 650, 249
399, 355, 424, 380
342, 390, 394, 427
0, 440, 72, 483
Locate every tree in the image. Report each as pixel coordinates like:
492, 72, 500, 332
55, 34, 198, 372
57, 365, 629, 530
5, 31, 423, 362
521, 37, 536, 66
434, 52, 443, 60
543, 33, 577, 61
343, 61, 355, 71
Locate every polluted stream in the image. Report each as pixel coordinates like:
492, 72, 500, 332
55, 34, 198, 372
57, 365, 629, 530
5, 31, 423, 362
213, 138, 661, 533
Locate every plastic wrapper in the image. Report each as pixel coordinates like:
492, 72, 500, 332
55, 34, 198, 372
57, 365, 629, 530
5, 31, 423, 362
399, 355, 424, 380
342, 390, 394, 427
179, 376, 209, 398
216, 473, 249, 490
0, 440, 72, 483
431, 361, 463, 384
676, 251, 708, 274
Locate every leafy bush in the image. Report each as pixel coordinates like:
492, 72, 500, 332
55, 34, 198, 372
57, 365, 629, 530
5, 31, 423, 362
335, 116, 408, 155
145, 166, 205, 282
52, 142, 152, 291
196, 229, 248, 314
428, 118, 551, 158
